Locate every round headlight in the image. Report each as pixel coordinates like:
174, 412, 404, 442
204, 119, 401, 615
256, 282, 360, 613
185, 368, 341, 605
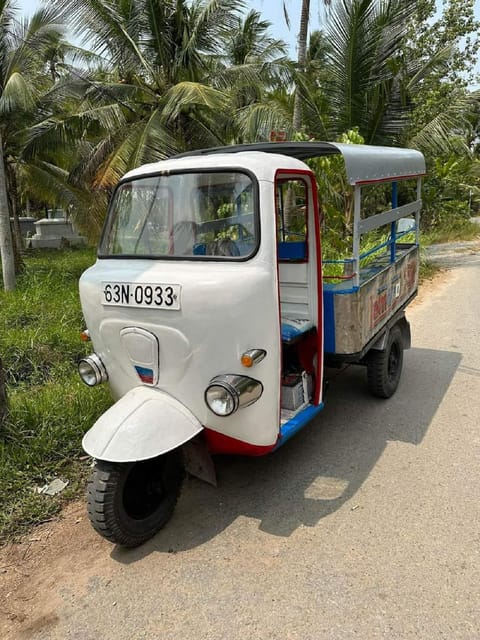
78, 354, 108, 387
205, 384, 238, 416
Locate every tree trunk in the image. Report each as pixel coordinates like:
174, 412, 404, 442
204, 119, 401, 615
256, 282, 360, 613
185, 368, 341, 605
7, 162, 25, 252
292, 0, 310, 132
0, 132, 15, 291
0, 356, 7, 428
7, 162, 25, 274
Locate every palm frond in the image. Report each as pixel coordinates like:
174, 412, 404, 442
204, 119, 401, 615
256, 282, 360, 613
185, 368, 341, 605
409, 93, 474, 155
128, 108, 177, 167
235, 101, 292, 143
6, 7, 64, 79
0, 70, 36, 114
162, 81, 229, 122
55, 0, 151, 76
19, 160, 84, 210
93, 116, 177, 189
23, 103, 125, 161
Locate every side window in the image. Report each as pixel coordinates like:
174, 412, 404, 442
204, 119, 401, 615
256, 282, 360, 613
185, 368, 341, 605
276, 178, 308, 261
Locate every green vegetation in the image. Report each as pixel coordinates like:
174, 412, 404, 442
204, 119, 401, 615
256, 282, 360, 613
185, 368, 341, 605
419, 256, 442, 283
0, 249, 111, 541
0, 0, 478, 271
422, 219, 480, 245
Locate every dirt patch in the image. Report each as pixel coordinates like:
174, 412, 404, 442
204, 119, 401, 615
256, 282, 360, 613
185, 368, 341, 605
0, 501, 112, 640
411, 267, 454, 309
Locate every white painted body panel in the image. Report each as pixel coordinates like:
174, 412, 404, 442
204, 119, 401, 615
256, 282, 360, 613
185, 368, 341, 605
79, 152, 322, 452
81, 253, 281, 446
82, 386, 203, 461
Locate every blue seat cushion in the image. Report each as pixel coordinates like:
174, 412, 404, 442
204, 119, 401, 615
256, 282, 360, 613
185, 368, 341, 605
278, 241, 307, 261
281, 318, 314, 343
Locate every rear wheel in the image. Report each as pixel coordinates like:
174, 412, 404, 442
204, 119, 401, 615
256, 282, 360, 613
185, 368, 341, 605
87, 450, 184, 547
366, 325, 404, 399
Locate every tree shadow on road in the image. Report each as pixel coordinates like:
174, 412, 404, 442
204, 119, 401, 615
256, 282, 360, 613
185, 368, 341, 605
112, 346, 461, 564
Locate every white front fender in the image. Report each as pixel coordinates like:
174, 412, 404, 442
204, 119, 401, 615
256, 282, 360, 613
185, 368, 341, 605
82, 386, 203, 462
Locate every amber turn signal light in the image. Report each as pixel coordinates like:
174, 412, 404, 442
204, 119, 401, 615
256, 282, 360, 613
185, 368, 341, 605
240, 349, 266, 368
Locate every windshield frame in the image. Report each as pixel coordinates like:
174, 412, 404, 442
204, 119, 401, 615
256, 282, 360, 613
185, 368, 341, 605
98, 167, 261, 262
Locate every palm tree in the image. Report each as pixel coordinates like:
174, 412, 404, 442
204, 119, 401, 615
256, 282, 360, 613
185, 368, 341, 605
213, 9, 292, 142
0, 0, 16, 290
45, 0, 244, 195
291, 0, 474, 155
23, 2, 292, 236
321, 0, 420, 143
288, 0, 331, 132
0, 1, 66, 290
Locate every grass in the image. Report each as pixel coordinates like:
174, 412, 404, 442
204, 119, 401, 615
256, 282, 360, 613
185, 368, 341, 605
421, 218, 480, 245
419, 254, 442, 282
419, 217, 479, 281
0, 248, 111, 542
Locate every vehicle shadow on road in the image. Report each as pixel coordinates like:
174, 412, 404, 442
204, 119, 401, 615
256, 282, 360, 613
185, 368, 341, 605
112, 346, 461, 564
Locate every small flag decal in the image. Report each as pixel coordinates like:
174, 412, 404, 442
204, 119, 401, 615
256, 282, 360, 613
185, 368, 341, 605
134, 366, 154, 384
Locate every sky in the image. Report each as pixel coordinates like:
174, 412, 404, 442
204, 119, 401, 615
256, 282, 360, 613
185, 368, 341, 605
17, 0, 319, 53
15, 0, 480, 86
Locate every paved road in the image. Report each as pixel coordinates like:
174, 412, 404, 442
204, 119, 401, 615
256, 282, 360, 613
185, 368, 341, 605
2, 246, 480, 639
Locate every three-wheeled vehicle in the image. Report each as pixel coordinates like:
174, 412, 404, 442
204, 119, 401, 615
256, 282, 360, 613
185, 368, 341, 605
78, 142, 425, 546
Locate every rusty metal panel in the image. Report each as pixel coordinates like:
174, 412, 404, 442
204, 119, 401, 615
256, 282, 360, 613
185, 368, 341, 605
333, 247, 419, 355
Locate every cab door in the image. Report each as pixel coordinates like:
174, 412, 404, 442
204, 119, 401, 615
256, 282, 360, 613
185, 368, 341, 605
275, 170, 324, 407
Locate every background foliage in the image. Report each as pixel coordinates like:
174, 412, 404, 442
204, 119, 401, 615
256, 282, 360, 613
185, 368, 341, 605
0, 0, 478, 245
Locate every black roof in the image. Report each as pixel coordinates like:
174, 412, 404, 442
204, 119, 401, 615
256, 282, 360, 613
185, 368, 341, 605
173, 142, 341, 161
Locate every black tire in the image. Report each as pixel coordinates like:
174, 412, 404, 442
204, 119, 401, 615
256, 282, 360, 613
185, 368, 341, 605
87, 450, 184, 547
366, 325, 404, 399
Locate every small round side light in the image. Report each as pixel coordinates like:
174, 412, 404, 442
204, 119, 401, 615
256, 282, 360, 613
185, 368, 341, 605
240, 349, 266, 368
241, 354, 254, 368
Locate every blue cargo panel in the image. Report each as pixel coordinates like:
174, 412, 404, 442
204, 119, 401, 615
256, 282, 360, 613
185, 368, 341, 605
323, 288, 336, 353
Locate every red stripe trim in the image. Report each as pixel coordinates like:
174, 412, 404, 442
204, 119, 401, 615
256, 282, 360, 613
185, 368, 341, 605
322, 273, 357, 281
204, 427, 276, 456
274, 168, 324, 406
311, 173, 324, 405
354, 173, 426, 185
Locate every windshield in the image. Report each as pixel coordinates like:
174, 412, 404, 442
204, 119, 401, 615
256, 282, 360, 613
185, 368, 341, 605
100, 171, 258, 259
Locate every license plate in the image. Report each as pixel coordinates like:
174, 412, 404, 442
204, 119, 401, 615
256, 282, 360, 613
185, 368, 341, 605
102, 282, 181, 309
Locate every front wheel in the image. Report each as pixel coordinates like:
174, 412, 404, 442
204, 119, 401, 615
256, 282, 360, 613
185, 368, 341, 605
366, 325, 404, 399
87, 450, 184, 547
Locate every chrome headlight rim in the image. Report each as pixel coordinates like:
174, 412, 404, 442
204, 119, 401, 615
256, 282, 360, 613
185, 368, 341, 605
78, 353, 108, 387
205, 374, 263, 417
204, 381, 239, 417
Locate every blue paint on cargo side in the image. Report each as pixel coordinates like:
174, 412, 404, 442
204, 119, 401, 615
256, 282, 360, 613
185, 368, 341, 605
323, 289, 336, 353
390, 181, 398, 263
275, 403, 325, 449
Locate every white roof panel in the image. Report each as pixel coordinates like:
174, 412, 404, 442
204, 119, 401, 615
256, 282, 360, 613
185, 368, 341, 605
173, 142, 426, 185
122, 142, 426, 186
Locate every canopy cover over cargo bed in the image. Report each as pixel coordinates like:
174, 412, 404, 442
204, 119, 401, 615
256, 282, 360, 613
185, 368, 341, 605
174, 142, 426, 186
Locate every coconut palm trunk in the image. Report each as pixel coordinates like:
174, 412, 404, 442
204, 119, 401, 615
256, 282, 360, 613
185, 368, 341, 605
292, 0, 310, 132
0, 132, 15, 291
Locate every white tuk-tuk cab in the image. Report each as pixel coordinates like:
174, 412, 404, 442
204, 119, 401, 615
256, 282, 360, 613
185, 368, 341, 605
78, 142, 425, 546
